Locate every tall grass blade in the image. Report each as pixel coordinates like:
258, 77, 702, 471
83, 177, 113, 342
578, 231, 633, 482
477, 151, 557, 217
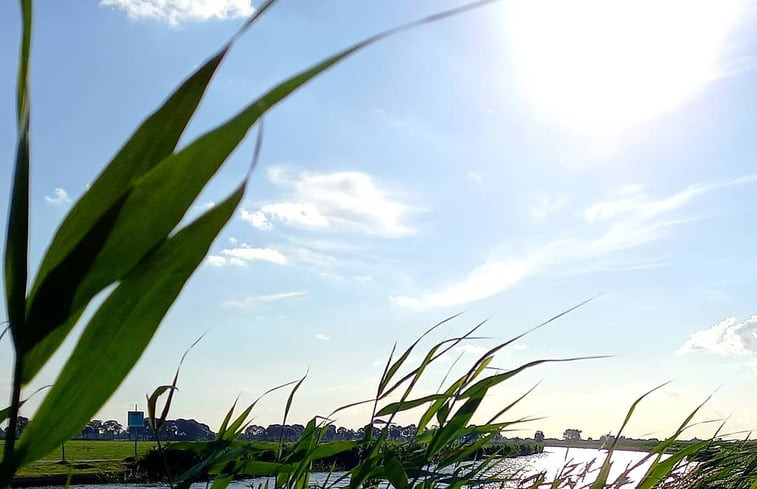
18, 3, 278, 383
589, 381, 670, 489
279, 371, 308, 459
5, 0, 32, 349
13, 185, 245, 466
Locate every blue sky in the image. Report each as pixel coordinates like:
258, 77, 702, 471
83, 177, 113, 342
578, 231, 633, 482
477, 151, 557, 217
1, 0, 757, 440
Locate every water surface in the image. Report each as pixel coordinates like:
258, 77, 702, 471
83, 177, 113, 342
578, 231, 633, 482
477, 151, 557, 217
63, 447, 659, 489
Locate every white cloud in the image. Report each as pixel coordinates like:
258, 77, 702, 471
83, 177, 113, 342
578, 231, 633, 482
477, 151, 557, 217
100, 0, 253, 26
528, 194, 565, 219
315, 333, 331, 341
207, 241, 342, 272
196, 200, 215, 210
391, 259, 531, 310
241, 168, 417, 238
393, 176, 756, 309
240, 209, 272, 230
678, 315, 757, 359
206, 255, 227, 267
229, 236, 238, 245
467, 171, 483, 183
44, 188, 71, 206
223, 245, 287, 265
261, 202, 329, 228
208, 244, 288, 267
224, 291, 305, 309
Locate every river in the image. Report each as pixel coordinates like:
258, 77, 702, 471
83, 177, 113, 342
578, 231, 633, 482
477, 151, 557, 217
60, 447, 661, 489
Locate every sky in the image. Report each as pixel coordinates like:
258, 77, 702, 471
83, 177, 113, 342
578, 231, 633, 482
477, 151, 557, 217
1, 0, 757, 441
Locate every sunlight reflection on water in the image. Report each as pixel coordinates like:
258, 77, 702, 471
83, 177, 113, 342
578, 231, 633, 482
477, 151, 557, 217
65, 447, 661, 489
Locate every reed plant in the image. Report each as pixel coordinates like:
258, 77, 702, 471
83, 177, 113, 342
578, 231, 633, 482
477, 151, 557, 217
1, 1, 754, 488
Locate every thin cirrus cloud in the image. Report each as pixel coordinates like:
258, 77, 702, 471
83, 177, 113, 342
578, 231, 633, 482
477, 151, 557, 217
100, 0, 253, 26
678, 315, 757, 361
392, 175, 757, 310
527, 194, 565, 219
240, 167, 418, 238
206, 242, 336, 270
44, 187, 72, 206
223, 291, 306, 309
207, 243, 288, 267
315, 333, 331, 341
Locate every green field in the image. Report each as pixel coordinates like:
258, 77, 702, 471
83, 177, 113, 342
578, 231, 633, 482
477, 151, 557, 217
0, 440, 157, 478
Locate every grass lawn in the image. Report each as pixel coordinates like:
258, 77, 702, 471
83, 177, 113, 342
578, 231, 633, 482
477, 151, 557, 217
0, 440, 157, 478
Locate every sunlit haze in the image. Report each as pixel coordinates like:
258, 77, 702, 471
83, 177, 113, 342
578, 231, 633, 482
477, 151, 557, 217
508, 0, 745, 134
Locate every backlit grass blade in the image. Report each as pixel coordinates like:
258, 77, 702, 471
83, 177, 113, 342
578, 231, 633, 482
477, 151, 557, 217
0, 384, 48, 425
378, 313, 462, 396
20, 53, 225, 375
13, 184, 245, 467
150, 332, 206, 436
380, 321, 488, 401
218, 379, 299, 442
18, 3, 278, 383
375, 394, 447, 418
636, 440, 709, 489
146, 385, 177, 434
279, 371, 308, 459
5, 0, 31, 348
460, 356, 607, 400
462, 299, 595, 388
589, 381, 670, 489
1, 0, 32, 471
22, 0, 503, 385
383, 452, 409, 489
485, 382, 541, 424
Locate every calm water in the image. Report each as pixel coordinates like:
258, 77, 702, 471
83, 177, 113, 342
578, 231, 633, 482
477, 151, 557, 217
62, 447, 661, 489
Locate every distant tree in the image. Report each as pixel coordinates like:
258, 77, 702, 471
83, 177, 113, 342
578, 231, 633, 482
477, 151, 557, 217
400, 424, 416, 440
102, 419, 123, 438
562, 428, 582, 441
534, 430, 545, 442
244, 424, 266, 440
5, 416, 29, 438
81, 419, 103, 439
599, 433, 615, 445
322, 424, 337, 441
174, 419, 214, 440
336, 426, 355, 440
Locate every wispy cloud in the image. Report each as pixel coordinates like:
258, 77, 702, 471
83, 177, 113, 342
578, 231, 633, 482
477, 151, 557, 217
678, 315, 757, 360
467, 171, 483, 183
527, 194, 565, 219
100, 0, 252, 26
315, 333, 331, 341
240, 167, 418, 238
207, 244, 288, 267
393, 176, 757, 309
240, 209, 272, 230
224, 291, 305, 309
44, 188, 71, 206
207, 241, 338, 272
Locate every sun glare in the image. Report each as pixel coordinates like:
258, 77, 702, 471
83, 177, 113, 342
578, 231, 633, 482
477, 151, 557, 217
507, 0, 745, 134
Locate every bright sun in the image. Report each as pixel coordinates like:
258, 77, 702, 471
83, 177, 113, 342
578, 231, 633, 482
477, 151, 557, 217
507, 0, 746, 134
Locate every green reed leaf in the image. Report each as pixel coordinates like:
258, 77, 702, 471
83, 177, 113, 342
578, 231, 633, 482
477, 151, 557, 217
5, 0, 31, 349
13, 185, 244, 466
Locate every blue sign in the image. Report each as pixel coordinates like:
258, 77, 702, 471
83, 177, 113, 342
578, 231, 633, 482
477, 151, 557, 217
127, 410, 144, 428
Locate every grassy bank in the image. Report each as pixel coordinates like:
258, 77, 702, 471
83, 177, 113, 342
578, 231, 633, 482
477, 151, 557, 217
0, 439, 541, 482
0, 440, 156, 478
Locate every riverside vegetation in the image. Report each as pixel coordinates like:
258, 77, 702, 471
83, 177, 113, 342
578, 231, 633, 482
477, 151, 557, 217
1, 1, 756, 488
